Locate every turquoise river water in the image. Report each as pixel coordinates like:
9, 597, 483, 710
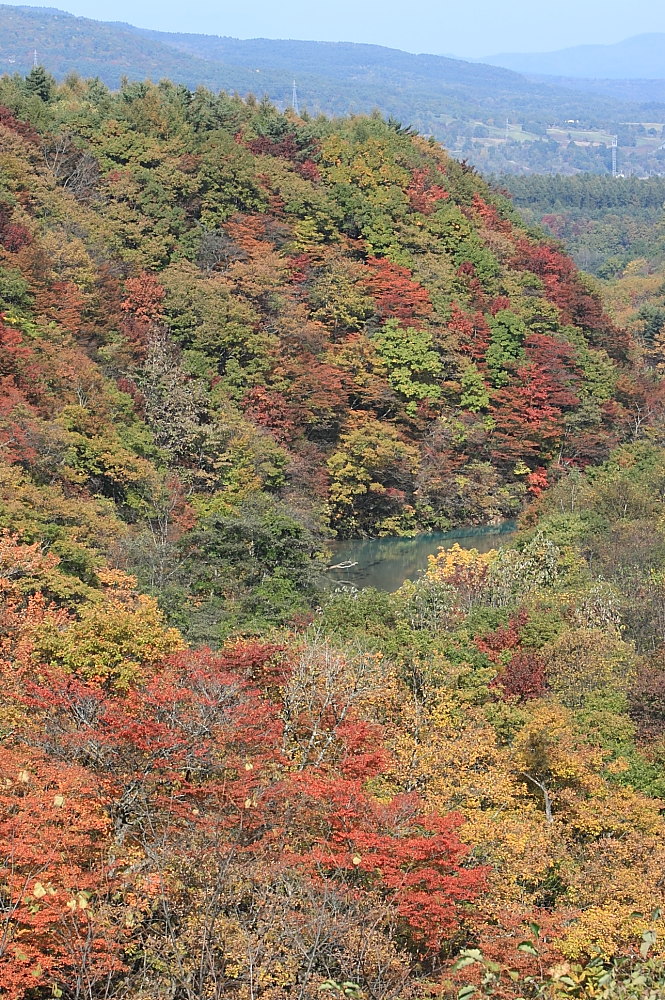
327, 521, 517, 592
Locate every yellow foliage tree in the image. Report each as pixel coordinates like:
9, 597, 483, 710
30, 570, 184, 689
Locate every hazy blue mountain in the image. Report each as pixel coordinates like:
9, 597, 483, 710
485, 33, 665, 80
528, 76, 665, 107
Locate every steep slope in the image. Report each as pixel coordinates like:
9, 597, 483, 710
498, 173, 665, 276
0, 71, 660, 637
2, 72, 665, 1000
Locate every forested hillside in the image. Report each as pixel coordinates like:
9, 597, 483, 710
2, 68, 665, 1000
1, 68, 657, 633
501, 174, 665, 276
498, 173, 665, 371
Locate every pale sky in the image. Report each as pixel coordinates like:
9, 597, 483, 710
9, 0, 665, 57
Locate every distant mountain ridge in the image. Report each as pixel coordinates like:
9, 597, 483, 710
527, 76, 665, 107
0, 3, 644, 125
3, 5, 665, 175
0, 4, 541, 94
485, 33, 665, 80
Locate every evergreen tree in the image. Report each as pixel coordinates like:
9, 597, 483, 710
25, 65, 54, 102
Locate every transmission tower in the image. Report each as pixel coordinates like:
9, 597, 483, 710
292, 80, 299, 116
611, 135, 618, 178
33, 48, 38, 68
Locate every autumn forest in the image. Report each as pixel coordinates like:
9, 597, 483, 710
0, 65, 665, 999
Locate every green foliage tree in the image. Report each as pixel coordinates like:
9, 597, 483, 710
373, 319, 443, 413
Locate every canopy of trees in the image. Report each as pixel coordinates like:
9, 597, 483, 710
0, 72, 651, 632
1, 71, 665, 1000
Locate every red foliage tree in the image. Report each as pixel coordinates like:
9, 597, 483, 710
490, 295, 512, 316
288, 253, 313, 285
277, 354, 349, 437
526, 466, 549, 497
540, 213, 569, 239
0, 322, 47, 463
512, 238, 629, 359
246, 134, 320, 176
472, 193, 511, 234
0, 745, 123, 1000
364, 257, 433, 324
296, 158, 321, 181
0, 106, 40, 144
18, 644, 485, 970
298, 782, 484, 954
489, 365, 565, 466
524, 333, 580, 410
475, 612, 529, 663
492, 649, 548, 701
0, 204, 32, 251
118, 271, 166, 351
0, 378, 38, 465
406, 168, 448, 215
242, 385, 303, 443
120, 272, 165, 323
35, 280, 86, 335
448, 304, 491, 361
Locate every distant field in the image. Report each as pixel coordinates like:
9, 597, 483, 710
625, 122, 665, 132
547, 127, 616, 145
504, 126, 541, 142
